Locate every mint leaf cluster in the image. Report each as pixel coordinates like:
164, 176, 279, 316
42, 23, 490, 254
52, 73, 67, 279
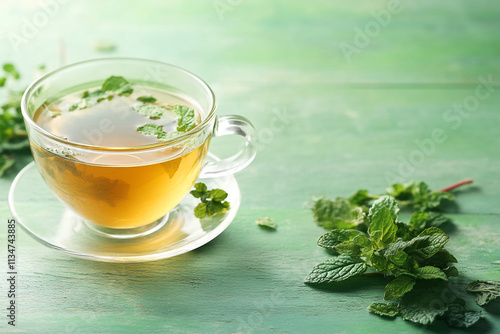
305, 195, 484, 328
69, 76, 133, 111
0, 63, 29, 177
312, 181, 457, 231
190, 183, 230, 219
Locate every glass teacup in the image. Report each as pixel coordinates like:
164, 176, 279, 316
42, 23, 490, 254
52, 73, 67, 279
21, 58, 256, 239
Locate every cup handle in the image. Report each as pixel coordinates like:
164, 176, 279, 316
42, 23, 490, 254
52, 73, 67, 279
199, 115, 257, 178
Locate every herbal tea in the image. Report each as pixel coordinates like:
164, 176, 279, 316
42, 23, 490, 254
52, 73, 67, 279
31, 77, 209, 229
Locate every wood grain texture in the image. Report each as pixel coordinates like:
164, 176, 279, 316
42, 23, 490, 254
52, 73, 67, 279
1, 0, 499, 333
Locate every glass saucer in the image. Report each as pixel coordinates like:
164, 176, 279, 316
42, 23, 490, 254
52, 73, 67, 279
8, 154, 241, 263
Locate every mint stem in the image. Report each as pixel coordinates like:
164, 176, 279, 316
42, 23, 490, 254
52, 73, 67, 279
437, 179, 473, 193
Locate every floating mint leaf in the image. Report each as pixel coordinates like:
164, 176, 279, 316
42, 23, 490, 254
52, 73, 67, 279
137, 96, 157, 103
134, 104, 171, 119
136, 124, 179, 141
173, 104, 197, 132
102, 76, 129, 91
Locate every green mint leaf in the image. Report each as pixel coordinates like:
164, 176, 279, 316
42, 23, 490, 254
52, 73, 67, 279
370, 252, 397, 273
444, 303, 483, 328
190, 182, 208, 199
348, 189, 376, 206
0, 77, 6, 87
209, 188, 228, 202
173, 104, 197, 132
312, 197, 365, 230
422, 191, 455, 211
255, 217, 277, 229
133, 104, 171, 119
102, 76, 129, 91
368, 195, 399, 222
443, 266, 459, 277
410, 227, 449, 260
409, 211, 450, 232
137, 96, 157, 103
399, 283, 449, 325
194, 203, 208, 218
205, 200, 230, 216
414, 266, 448, 281
420, 249, 458, 268
94, 41, 117, 53
368, 206, 398, 247
304, 256, 367, 284
191, 182, 230, 218
467, 280, 500, 306
386, 181, 415, 200
119, 86, 133, 96
384, 275, 416, 300
386, 250, 418, 272
136, 124, 178, 141
3, 63, 20, 79
368, 302, 399, 317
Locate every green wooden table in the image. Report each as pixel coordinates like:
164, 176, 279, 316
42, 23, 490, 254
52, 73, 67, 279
1, 1, 499, 333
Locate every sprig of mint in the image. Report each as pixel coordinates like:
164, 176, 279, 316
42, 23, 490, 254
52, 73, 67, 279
0, 63, 29, 177
69, 75, 133, 111
312, 180, 471, 232
305, 195, 483, 328
190, 182, 230, 219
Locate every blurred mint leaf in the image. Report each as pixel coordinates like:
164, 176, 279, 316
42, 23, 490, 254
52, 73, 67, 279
134, 104, 171, 119
312, 197, 365, 230
173, 104, 197, 132
137, 96, 157, 103
256, 217, 277, 229
136, 124, 178, 141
